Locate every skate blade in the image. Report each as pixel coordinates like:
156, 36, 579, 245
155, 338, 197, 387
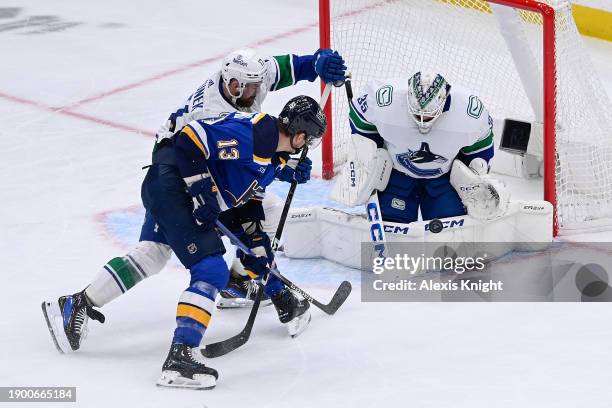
288, 310, 312, 338
41, 301, 72, 354
217, 298, 272, 309
156, 371, 216, 390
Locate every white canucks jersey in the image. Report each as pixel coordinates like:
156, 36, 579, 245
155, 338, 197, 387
156, 54, 306, 141
349, 78, 494, 179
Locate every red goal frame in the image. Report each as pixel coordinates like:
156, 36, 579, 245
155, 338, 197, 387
319, 0, 558, 235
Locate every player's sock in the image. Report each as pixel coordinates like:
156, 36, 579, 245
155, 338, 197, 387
271, 288, 311, 337
172, 281, 216, 347
158, 281, 218, 389
41, 290, 105, 353
85, 257, 146, 307
86, 242, 171, 307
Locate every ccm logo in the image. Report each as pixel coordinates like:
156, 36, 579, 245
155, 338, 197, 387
523, 205, 545, 211
384, 225, 409, 235
424, 219, 465, 231
350, 161, 356, 187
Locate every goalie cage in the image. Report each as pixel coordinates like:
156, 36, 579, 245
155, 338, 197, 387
318, 0, 612, 236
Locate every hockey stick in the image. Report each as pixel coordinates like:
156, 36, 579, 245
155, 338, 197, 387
344, 77, 389, 259
202, 222, 351, 358
216, 221, 351, 316
201, 276, 265, 358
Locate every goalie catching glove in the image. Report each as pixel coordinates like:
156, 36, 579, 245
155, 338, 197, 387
329, 136, 393, 206
450, 158, 509, 220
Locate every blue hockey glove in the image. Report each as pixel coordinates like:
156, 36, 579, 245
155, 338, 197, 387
188, 177, 221, 229
238, 226, 274, 278
277, 157, 312, 184
313, 49, 347, 84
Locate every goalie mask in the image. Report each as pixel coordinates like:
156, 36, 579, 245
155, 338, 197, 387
278, 95, 327, 151
221, 48, 267, 106
407, 72, 450, 134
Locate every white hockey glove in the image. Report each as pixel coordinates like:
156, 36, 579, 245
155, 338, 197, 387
450, 159, 509, 220
329, 136, 392, 206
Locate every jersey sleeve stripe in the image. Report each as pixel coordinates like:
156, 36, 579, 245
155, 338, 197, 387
182, 124, 210, 158
349, 102, 378, 133
253, 154, 272, 165
251, 112, 267, 124
271, 55, 295, 90
461, 131, 494, 154
270, 57, 281, 91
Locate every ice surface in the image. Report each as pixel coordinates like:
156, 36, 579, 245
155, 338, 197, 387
2, 1, 612, 407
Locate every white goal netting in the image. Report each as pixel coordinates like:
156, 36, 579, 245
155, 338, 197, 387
326, 0, 612, 231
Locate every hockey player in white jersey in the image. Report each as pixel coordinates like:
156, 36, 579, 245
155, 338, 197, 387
42, 48, 346, 354
332, 71, 507, 223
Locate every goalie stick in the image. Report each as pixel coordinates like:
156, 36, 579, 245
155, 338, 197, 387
344, 77, 389, 259
202, 83, 351, 358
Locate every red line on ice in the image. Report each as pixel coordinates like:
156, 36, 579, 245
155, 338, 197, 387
0, 91, 153, 136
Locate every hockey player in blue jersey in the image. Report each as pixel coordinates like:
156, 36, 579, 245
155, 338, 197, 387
142, 95, 326, 388
41, 48, 346, 355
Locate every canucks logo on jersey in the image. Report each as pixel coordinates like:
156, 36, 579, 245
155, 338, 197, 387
396, 142, 448, 177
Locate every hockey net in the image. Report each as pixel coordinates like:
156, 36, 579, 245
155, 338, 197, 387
320, 0, 612, 234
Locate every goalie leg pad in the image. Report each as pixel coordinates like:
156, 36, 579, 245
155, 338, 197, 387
330, 136, 393, 206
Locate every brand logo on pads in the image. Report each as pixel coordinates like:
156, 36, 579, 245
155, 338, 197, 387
523, 205, 545, 211
187, 243, 198, 254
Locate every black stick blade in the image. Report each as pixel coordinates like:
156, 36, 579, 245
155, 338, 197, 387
316, 280, 352, 315
201, 285, 264, 358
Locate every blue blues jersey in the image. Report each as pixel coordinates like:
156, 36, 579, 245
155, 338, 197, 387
173, 112, 280, 209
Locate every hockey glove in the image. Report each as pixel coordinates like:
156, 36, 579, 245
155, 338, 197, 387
188, 177, 221, 229
313, 48, 347, 85
238, 225, 274, 279
277, 157, 312, 184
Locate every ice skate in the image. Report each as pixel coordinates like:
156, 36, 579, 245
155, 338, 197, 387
271, 288, 311, 337
41, 290, 105, 353
157, 344, 218, 389
217, 274, 271, 309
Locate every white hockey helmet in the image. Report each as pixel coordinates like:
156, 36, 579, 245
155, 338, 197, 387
406, 71, 450, 134
221, 48, 267, 104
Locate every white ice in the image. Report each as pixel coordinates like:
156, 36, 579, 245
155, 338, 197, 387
2, 1, 612, 407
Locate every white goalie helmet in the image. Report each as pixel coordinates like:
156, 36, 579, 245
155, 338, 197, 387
406, 71, 450, 134
221, 48, 267, 104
